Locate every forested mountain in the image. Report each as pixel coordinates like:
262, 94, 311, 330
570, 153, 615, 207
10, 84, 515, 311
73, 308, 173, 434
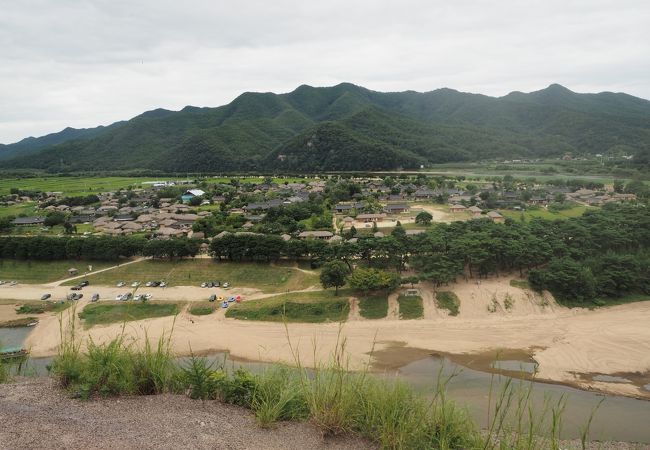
2, 83, 649, 172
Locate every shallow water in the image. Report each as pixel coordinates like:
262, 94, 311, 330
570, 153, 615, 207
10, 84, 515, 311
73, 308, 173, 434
592, 374, 632, 384
490, 359, 538, 374
391, 356, 650, 443
0, 327, 33, 350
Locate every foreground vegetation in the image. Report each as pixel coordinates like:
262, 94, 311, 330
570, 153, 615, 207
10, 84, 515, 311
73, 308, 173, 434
78, 302, 180, 327
226, 291, 350, 323
15, 301, 71, 314
47, 322, 601, 450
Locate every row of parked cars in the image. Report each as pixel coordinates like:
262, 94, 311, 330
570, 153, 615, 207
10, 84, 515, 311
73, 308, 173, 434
116, 281, 167, 288
201, 281, 230, 288
71, 280, 90, 291
0, 280, 18, 286
115, 292, 152, 301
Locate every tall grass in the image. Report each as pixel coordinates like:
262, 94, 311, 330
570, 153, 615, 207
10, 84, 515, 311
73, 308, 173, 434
48, 317, 601, 449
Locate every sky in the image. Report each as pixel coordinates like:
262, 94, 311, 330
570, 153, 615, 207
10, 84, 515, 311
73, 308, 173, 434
1, 0, 649, 144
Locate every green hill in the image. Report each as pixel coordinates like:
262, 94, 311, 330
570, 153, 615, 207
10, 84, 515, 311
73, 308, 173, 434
2, 83, 649, 172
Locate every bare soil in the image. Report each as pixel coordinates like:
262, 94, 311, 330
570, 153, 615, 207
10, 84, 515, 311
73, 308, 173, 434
0, 378, 374, 450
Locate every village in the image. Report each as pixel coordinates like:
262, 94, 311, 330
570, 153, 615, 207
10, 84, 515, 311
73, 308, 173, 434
0, 174, 638, 242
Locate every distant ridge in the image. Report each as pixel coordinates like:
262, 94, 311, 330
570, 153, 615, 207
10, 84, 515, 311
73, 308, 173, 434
1, 83, 649, 171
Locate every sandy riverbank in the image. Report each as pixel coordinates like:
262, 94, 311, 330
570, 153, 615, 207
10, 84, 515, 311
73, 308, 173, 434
10, 277, 649, 400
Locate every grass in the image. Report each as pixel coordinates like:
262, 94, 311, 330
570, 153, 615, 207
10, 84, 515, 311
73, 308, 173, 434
560, 292, 650, 309
78, 302, 180, 327
509, 279, 530, 289
0, 317, 38, 328
0, 202, 38, 219
0, 259, 114, 284
357, 294, 388, 319
226, 290, 350, 323
436, 291, 460, 316
397, 295, 423, 319
0, 176, 164, 197
15, 301, 71, 314
189, 302, 215, 316
63, 259, 319, 293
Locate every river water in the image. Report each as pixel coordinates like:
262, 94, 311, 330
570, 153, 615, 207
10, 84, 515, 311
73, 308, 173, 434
4, 327, 650, 443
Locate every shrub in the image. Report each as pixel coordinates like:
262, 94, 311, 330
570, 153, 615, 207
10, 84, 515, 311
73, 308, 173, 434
436, 291, 460, 316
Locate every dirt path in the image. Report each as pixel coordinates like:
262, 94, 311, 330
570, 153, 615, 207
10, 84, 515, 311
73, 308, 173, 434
386, 293, 399, 320
419, 284, 440, 319
44, 257, 149, 288
347, 297, 362, 321
0, 379, 373, 450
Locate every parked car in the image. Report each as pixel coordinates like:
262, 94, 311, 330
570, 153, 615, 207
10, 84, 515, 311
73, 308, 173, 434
9, 281, 17, 286
222, 282, 230, 289
213, 281, 220, 287
131, 281, 140, 288
208, 294, 217, 302
143, 293, 152, 301
200, 282, 207, 288
76, 294, 83, 300
115, 294, 124, 301
145, 281, 154, 287
70, 286, 82, 291
159, 281, 167, 288
117, 281, 126, 287
91, 293, 100, 302
134, 294, 143, 301
221, 301, 229, 309
79, 280, 89, 287
124, 292, 133, 300
41, 294, 51, 301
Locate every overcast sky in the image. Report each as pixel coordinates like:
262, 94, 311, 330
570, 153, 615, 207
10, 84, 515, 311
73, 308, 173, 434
1, 0, 649, 144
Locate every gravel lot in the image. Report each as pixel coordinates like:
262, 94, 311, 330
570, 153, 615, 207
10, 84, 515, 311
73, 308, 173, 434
0, 378, 374, 450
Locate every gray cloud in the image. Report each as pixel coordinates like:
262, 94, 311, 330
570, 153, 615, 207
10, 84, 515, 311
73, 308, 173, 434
1, 0, 649, 143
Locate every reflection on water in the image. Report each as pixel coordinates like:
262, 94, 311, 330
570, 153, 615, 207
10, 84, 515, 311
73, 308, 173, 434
592, 374, 632, 384
490, 359, 538, 374
389, 356, 650, 443
0, 327, 33, 350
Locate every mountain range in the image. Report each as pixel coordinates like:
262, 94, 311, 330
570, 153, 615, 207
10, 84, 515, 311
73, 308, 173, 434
1, 82, 649, 172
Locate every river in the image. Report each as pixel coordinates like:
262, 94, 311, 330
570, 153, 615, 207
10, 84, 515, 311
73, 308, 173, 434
3, 327, 650, 443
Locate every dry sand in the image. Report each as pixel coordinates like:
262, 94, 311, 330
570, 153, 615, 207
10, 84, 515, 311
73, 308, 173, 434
4, 276, 650, 399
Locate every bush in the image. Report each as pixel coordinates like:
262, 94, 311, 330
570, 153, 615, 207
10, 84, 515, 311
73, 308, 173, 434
436, 291, 460, 316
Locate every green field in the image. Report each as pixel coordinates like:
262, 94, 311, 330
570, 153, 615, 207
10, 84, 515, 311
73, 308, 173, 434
436, 291, 460, 316
15, 301, 71, 314
358, 294, 388, 319
63, 259, 319, 292
0, 176, 165, 197
0, 202, 38, 218
66, 258, 318, 292
226, 290, 350, 323
189, 302, 215, 316
397, 295, 423, 319
509, 279, 530, 289
499, 205, 589, 222
78, 302, 180, 327
0, 259, 114, 284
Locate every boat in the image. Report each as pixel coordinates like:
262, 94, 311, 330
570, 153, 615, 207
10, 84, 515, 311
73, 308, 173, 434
26, 320, 39, 327
0, 347, 29, 361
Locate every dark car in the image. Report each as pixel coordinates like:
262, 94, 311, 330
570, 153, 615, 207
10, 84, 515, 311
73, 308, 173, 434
91, 293, 100, 302
209, 294, 217, 302
41, 293, 51, 301
213, 281, 220, 287
70, 286, 82, 291
79, 280, 90, 287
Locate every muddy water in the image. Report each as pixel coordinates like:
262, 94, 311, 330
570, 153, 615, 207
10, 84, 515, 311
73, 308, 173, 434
389, 356, 650, 443
0, 327, 33, 349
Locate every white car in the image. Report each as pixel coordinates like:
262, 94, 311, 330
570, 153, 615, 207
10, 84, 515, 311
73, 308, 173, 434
222, 282, 230, 289
117, 282, 126, 287
10, 281, 17, 286
143, 293, 152, 300
115, 294, 124, 301
145, 281, 153, 287
134, 294, 143, 301
159, 282, 167, 288
131, 281, 140, 288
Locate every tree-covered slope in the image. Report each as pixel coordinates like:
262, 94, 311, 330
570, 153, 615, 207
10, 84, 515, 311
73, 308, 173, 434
2, 83, 649, 172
